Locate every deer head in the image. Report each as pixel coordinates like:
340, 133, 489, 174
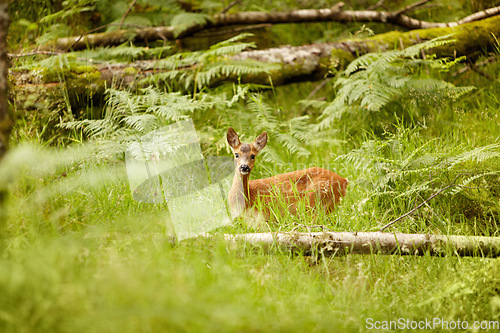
227, 127, 267, 176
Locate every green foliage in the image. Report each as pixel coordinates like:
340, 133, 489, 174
338, 127, 500, 225
144, 33, 279, 93
311, 36, 475, 130
39, 0, 95, 25
4, 2, 500, 332
59, 87, 217, 157
171, 12, 212, 37
225, 94, 341, 168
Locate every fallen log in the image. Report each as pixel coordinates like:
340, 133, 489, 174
10, 16, 500, 91
38, 2, 500, 51
223, 232, 500, 257
9, 15, 500, 140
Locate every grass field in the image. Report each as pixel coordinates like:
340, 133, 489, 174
2, 1, 500, 331
2, 73, 500, 332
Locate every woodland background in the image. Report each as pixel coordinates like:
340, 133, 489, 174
0, 0, 500, 332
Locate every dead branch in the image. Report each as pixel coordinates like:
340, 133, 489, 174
221, 0, 242, 14
38, 2, 500, 51
367, 0, 386, 11
379, 175, 462, 232
379, 173, 500, 231
7, 51, 63, 58
119, 0, 138, 29
453, 54, 497, 77
393, 0, 431, 16
222, 231, 500, 257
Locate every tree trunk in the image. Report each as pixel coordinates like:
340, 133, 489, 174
0, 0, 11, 245
0, 0, 10, 158
222, 231, 500, 257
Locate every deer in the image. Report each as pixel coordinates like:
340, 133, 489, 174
227, 127, 348, 222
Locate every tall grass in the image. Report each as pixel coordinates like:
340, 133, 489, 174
3, 76, 499, 332
3, 5, 500, 332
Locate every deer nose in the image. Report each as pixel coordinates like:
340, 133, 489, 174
239, 165, 251, 173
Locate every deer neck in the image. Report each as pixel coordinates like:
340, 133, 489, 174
229, 170, 251, 218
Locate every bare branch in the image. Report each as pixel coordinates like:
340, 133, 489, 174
367, 0, 386, 11
10, 17, 500, 106
378, 172, 500, 232
456, 5, 500, 25
379, 175, 462, 232
221, 0, 242, 14
291, 222, 333, 232
467, 59, 495, 80
453, 55, 497, 76
119, 0, 138, 29
7, 51, 63, 58
306, 78, 331, 99
393, 0, 431, 16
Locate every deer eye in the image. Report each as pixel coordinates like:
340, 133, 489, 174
250, 155, 255, 159
235, 153, 239, 158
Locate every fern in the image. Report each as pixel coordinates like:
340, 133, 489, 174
170, 12, 212, 37
144, 33, 279, 92
39, 0, 95, 25
337, 128, 500, 216
311, 36, 474, 130
220, 94, 339, 168
446, 144, 500, 168
59, 87, 215, 157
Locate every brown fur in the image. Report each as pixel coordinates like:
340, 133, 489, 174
227, 128, 348, 220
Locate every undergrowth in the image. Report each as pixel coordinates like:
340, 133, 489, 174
3, 5, 500, 333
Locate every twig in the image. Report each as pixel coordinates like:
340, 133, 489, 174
7, 50, 108, 64
306, 78, 331, 99
221, 0, 242, 14
457, 5, 500, 25
194, 23, 272, 37
453, 55, 497, 76
41, 4, 500, 51
415, 33, 426, 59
7, 51, 63, 59
367, 0, 386, 11
66, 22, 149, 52
393, 0, 431, 16
120, 0, 138, 29
467, 60, 494, 80
379, 174, 462, 232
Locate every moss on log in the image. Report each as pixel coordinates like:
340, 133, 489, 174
9, 16, 500, 136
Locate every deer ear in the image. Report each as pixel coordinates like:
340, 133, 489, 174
253, 131, 267, 152
227, 127, 241, 149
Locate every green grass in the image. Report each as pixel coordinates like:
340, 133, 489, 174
3, 76, 499, 331
3, 1, 500, 331
2, 225, 499, 332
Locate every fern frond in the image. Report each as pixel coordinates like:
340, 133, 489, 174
171, 12, 212, 37
312, 35, 472, 130
202, 42, 256, 58
449, 171, 500, 196
447, 143, 500, 169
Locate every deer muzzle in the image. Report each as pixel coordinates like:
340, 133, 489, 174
239, 164, 251, 175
